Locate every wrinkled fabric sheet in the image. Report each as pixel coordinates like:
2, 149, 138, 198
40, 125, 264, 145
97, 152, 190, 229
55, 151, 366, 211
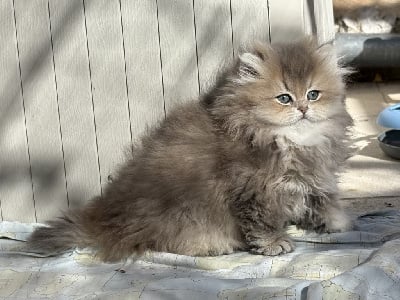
1, 210, 400, 299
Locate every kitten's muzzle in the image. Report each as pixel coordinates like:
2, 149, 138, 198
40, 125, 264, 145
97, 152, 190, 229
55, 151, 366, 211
297, 106, 308, 115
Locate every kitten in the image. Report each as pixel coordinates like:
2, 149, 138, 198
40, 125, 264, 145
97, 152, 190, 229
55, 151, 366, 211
27, 37, 353, 262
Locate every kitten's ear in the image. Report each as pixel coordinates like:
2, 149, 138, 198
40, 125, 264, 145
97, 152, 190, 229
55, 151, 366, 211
236, 43, 267, 83
316, 42, 336, 59
317, 42, 353, 77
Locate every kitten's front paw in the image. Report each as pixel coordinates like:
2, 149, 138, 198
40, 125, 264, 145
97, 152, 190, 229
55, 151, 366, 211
207, 248, 234, 256
249, 237, 294, 256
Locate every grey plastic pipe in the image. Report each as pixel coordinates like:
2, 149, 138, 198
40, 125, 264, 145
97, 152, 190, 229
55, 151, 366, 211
335, 33, 400, 67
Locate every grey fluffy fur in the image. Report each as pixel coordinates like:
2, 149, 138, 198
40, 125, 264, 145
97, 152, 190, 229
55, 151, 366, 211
28, 38, 353, 262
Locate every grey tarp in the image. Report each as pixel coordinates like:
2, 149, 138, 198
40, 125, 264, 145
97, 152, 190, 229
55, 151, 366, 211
1, 210, 400, 299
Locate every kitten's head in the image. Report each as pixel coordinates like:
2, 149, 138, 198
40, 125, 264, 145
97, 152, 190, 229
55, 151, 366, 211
207, 37, 352, 146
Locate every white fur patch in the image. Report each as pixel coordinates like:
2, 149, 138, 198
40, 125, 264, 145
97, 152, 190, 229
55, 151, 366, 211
273, 119, 333, 146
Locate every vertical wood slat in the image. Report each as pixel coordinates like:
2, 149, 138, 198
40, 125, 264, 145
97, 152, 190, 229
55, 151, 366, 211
157, 0, 199, 112
230, 0, 270, 54
14, 0, 68, 222
83, 0, 132, 190
48, 0, 101, 208
313, 0, 335, 44
120, 0, 165, 143
0, 0, 35, 222
268, 0, 305, 44
193, 0, 234, 94
303, 0, 314, 37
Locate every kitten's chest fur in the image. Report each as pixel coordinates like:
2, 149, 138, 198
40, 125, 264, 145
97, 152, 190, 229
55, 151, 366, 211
227, 133, 338, 222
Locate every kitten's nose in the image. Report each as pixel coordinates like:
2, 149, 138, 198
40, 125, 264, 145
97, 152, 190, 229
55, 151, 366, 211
298, 106, 308, 114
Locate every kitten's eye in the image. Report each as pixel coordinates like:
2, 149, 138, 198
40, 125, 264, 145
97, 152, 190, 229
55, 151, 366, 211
276, 94, 292, 105
307, 90, 320, 101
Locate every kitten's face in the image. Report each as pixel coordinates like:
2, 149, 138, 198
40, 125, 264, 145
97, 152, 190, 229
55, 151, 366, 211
234, 39, 347, 128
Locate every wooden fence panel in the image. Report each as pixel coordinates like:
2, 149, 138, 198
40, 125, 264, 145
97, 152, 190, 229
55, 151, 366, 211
231, 0, 270, 55
194, 0, 234, 94
313, 0, 335, 44
268, 0, 305, 44
120, 0, 165, 143
48, 0, 101, 208
14, 0, 68, 222
157, 0, 199, 112
0, 0, 330, 222
83, 0, 132, 191
0, 0, 35, 222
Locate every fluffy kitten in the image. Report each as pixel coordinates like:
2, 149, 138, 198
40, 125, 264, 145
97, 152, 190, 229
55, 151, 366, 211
28, 38, 353, 262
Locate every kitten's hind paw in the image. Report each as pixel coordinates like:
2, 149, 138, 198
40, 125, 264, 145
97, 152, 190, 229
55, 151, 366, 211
317, 211, 353, 234
249, 237, 294, 256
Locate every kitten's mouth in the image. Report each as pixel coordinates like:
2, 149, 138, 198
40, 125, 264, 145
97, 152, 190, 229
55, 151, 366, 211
284, 118, 308, 127
296, 115, 310, 123
287, 116, 318, 127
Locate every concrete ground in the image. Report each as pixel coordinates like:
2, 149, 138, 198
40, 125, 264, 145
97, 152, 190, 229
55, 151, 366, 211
339, 82, 400, 215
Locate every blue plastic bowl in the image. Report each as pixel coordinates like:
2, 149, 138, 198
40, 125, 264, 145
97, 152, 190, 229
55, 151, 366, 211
377, 103, 400, 129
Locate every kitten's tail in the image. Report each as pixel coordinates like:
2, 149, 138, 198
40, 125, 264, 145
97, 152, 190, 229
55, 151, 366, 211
27, 209, 93, 256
